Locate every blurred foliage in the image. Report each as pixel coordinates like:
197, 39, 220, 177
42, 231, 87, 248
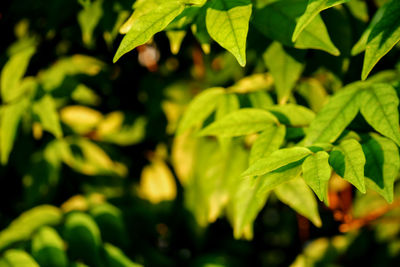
1, 0, 400, 266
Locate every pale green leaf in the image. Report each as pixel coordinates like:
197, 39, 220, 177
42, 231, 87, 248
248, 91, 274, 109
1, 46, 35, 103
0, 97, 29, 164
113, 1, 185, 62
2, 250, 39, 267
303, 82, 365, 145
31, 226, 68, 267
267, 104, 316, 127
199, 108, 278, 137
359, 83, 400, 146
252, 0, 340, 55
275, 177, 322, 227
166, 30, 186, 55
77, 0, 103, 46
329, 139, 366, 193
263, 42, 305, 104
104, 243, 143, 267
292, 0, 349, 42
32, 95, 63, 138
242, 147, 312, 177
361, 0, 400, 80
249, 124, 286, 164
302, 151, 331, 202
0, 205, 62, 251
362, 134, 399, 203
177, 87, 224, 135
257, 163, 303, 197
205, 0, 252, 66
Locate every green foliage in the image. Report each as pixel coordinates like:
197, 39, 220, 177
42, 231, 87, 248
2, 0, 400, 265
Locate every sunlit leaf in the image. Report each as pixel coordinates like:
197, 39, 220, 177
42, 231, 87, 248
263, 42, 305, 104
205, 0, 252, 66
242, 147, 312, 177
0, 205, 62, 251
31, 226, 68, 267
1, 250, 39, 267
33, 95, 62, 138
1, 46, 35, 103
361, 0, 400, 80
249, 124, 286, 164
177, 88, 224, 135
275, 177, 322, 227
359, 83, 400, 146
302, 151, 331, 202
292, 0, 349, 42
199, 108, 278, 137
303, 82, 365, 145
113, 1, 185, 62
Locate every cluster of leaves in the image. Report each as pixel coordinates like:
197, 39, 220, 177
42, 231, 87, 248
0, 195, 142, 267
2, 0, 400, 265
112, 0, 400, 239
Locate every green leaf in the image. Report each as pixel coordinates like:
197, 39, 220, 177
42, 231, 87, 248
63, 212, 102, 266
362, 134, 399, 203
0, 97, 30, 164
199, 108, 278, 137
242, 147, 312, 177
113, 1, 184, 62
351, 3, 387, 56
249, 124, 286, 164
166, 30, 186, 54
1, 46, 35, 103
302, 151, 331, 202
303, 82, 364, 145
275, 177, 322, 227
77, 0, 103, 46
359, 83, 400, 146
329, 139, 366, 193
292, 0, 349, 42
2, 250, 39, 267
361, 0, 400, 80
177, 88, 224, 135
205, 0, 252, 66
263, 42, 305, 104
0, 205, 62, 251
252, 0, 340, 55
33, 95, 63, 138
267, 104, 316, 127
248, 91, 274, 109
31, 226, 68, 267
104, 243, 143, 267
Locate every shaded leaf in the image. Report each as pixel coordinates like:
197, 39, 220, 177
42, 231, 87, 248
252, 0, 339, 55
329, 139, 366, 193
267, 104, 315, 127
362, 134, 399, 203
33, 95, 62, 138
